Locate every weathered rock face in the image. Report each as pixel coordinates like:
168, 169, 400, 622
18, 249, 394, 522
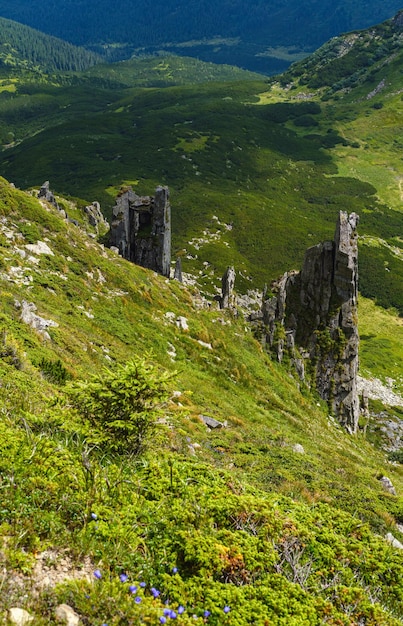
38, 181, 62, 212
109, 186, 171, 277
219, 266, 236, 309
260, 211, 359, 433
84, 201, 108, 233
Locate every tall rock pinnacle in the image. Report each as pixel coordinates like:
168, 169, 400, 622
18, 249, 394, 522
260, 211, 360, 433
109, 186, 171, 277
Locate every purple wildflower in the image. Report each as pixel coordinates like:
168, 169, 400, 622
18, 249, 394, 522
151, 587, 160, 598
93, 569, 102, 580
91, 512, 97, 520
171, 567, 178, 574
129, 585, 138, 594
177, 606, 185, 615
163, 609, 171, 616
159, 618, 167, 624
119, 573, 128, 583
134, 596, 142, 604
170, 610, 177, 619
139, 581, 146, 588
203, 610, 211, 618
224, 606, 231, 614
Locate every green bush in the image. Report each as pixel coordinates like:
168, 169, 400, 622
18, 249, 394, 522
67, 357, 175, 455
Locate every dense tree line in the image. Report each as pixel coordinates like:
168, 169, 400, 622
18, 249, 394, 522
0, 0, 402, 58
0, 17, 101, 72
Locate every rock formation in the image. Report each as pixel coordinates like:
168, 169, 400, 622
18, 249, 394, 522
219, 266, 236, 309
38, 181, 63, 213
174, 257, 183, 282
258, 212, 360, 433
84, 201, 108, 233
109, 186, 171, 277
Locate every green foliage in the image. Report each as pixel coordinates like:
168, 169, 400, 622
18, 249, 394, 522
37, 357, 69, 385
67, 358, 174, 455
0, 16, 101, 73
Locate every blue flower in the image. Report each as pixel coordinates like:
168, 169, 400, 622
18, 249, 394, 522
223, 606, 231, 614
170, 610, 177, 619
163, 609, 171, 616
139, 581, 146, 588
134, 596, 142, 604
177, 606, 185, 615
171, 566, 178, 574
129, 585, 138, 594
93, 569, 102, 580
91, 512, 97, 520
151, 587, 160, 598
159, 618, 167, 624
203, 610, 211, 618
119, 573, 128, 583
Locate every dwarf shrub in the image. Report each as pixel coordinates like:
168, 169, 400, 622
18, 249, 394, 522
67, 357, 174, 455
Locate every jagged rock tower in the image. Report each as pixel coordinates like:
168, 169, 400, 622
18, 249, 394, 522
260, 212, 360, 433
110, 186, 171, 277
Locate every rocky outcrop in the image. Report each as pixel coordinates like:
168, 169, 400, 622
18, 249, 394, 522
259, 212, 360, 433
38, 181, 62, 212
174, 257, 183, 282
219, 266, 236, 309
84, 201, 108, 233
109, 186, 171, 277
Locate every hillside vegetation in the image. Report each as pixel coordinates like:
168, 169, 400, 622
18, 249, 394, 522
0, 178, 403, 624
0, 17, 100, 73
0, 11, 403, 625
0, 0, 401, 72
0, 48, 402, 315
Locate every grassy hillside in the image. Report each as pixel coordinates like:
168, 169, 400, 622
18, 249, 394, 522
0, 61, 402, 315
0, 178, 403, 624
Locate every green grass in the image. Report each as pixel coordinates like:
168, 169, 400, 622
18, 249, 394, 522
0, 179, 402, 624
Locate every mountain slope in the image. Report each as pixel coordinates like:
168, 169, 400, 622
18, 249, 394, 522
0, 16, 101, 73
0, 178, 403, 624
0, 0, 402, 72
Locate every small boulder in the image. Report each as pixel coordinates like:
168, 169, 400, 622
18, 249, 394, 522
386, 533, 403, 550
292, 443, 305, 454
379, 476, 397, 496
8, 608, 34, 625
55, 604, 81, 626
201, 415, 225, 429
176, 316, 189, 331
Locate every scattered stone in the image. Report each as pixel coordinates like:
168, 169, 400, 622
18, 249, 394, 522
55, 604, 80, 626
109, 185, 171, 277
197, 340, 212, 350
379, 476, 397, 496
8, 608, 34, 625
201, 415, 225, 429
18, 300, 58, 340
357, 375, 403, 408
176, 316, 189, 331
25, 241, 54, 256
292, 443, 305, 454
386, 533, 403, 550
167, 343, 177, 360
